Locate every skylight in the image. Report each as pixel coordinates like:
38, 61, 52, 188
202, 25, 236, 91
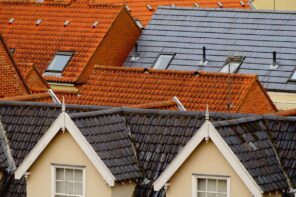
291, 70, 296, 81
220, 56, 245, 73
153, 54, 174, 70
44, 51, 73, 76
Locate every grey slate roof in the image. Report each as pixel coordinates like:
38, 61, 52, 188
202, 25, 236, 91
124, 7, 296, 92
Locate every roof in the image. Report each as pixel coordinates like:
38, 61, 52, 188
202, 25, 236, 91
124, 7, 296, 93
58, 66, 275, 114
0, 34, 30, 98
17, 63, 49, 92
0, 0, 124, 83
91, 0, 249, 25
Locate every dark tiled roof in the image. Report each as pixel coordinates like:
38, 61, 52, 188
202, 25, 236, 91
124, 7, 296, 93
71, 113, 142, 181
214, 116, 289, 192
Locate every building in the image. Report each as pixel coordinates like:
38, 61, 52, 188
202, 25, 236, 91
56, 66, 277, 114
0, 0, 141, 90
251, 0, 296, 11
0, 101, 295, 196
124, 7, 296, 110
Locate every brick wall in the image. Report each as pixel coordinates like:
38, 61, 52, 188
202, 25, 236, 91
0, 41, 29, 98
78, 8, 141, 83
238, 80, 277, 114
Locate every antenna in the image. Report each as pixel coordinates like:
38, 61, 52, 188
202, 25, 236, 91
62, 97, 66, 113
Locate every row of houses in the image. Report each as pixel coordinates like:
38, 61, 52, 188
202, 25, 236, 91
1, 0, 296, 196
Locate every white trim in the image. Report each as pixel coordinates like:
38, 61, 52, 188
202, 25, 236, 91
172, 96, 187, 111
153, 121, 263, 197
14, 113, 116, 186
51, 164, 86, 197
192, 174, 230, 197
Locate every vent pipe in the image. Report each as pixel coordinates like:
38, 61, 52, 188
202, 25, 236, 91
273, 51, 277, 64
202, 46, 206, 63
131, 43, 140, 61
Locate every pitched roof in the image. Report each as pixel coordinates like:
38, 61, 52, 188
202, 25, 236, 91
91, 0, 249, 25
0, 34, 30, 98
124, 7, 296, 93
0, 1, 124, 83
17, 63, 49, 92
58, 66, 276, 114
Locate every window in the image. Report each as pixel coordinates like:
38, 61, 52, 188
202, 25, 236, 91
193, 175, 230, 197
52, 165, 85, 197
291, 71, 296, 81
45, 52, 73, 76
153, 54, 174, 69
220, 56, 245, 73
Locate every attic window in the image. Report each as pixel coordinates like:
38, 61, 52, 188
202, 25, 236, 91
135, 19, 144, 29
45, 51, 73, 76
220, 56, 245, 73
8, 18, 14, 24
153, 54, 174, 70
290, 71, 296, 81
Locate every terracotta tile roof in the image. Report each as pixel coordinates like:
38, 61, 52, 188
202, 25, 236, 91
0, 92, 52, 102
128, 99, 178, 110
91, 0, 250, 25
57, 66, 276, 113
272, 109, 296, 117
18, 63, 50, 92
0, 1, 124, 83
0, 34, 30, 98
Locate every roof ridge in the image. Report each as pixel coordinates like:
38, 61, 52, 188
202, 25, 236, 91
213, 115, 263, 127
94, 65, 257, 78
157, 6, 296, 15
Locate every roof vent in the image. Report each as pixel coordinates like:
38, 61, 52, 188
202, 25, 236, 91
92, 21, 99, 28
248, 142, 257, 151
35, 19, 42, 26
194, 3, 200, 7
8, 18, 14, 24
146, 4, 153, 10
240, 1, 245, 6
64, 20, 70, 27
135, 19, 144, 29
270, 51, 279, 69
126, 5, 131, 12
217, 2, 223, 7
131, 43, 140, 62
171, 4, 176, 7
199, 46, 208, 65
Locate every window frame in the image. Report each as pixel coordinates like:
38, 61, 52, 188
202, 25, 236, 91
192, 174, 230, 197
220, 56, 245, 74
153, 53, 175, 70
46, 51, 74, 73
51, 164, 86, 197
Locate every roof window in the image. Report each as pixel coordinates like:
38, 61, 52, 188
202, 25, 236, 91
44, 51, 73, 76
36, 19, 42, 26
64, 20, 70, 27
92, 21, 99, 28
153, 54, 174, 70
220, 56, 245, 73
146, 4, 153, 11
217, 2, 223, 7
194, 3, 200, 7
8, 18, 14, 24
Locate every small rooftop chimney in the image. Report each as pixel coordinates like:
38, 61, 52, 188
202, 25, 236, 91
202, 46, 206, 63
270, 51, 279, 69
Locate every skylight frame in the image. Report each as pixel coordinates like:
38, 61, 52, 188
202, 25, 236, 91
153, 53, 175, 70
220, 56, 245, 74
45, 51, 74, 74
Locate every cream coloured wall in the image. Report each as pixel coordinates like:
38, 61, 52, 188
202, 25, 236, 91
112, 182, 136, 197
268, 91, 296, 110
166, 140, 252, 197
26, 131, 112, 197
252, 0, 296, 10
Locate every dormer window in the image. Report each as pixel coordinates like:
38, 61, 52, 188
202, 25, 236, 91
153, 54, 174, 70
44, 51, 73, 76
220, 56, 245, 73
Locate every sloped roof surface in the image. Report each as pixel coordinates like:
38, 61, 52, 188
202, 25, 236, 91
124, 7, 296, 92
0, 35, 30, 98
60, 66, 260, 113
91, 0, 249, 25
0, 0, 123, 83
214, 117, 289, 192
71, 112, 142, 181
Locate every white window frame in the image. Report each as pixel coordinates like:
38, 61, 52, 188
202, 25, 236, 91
192, 174, 230, 197
153, 53, 175, 70
51, 164, 86, 197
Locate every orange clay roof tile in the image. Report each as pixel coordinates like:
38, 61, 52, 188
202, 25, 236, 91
0, 33, 31, 98
0, 1, 123, 83
91, 0, 250, 25
56, 66, 262, 113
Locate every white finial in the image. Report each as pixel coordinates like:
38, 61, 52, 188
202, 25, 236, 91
205, 104, 209, 121
62, 97, 66, 112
